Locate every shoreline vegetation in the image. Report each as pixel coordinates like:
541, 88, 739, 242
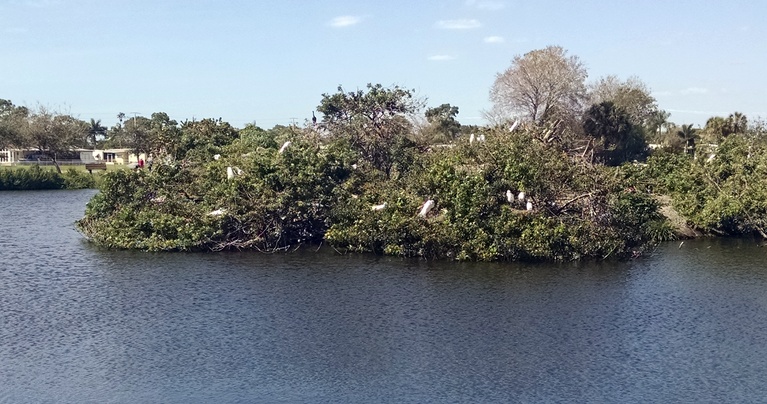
73, 123, 767, 262
4, 46, 766, 261
0, 165, 96, 191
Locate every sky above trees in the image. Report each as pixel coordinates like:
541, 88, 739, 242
1, 0, 765, 129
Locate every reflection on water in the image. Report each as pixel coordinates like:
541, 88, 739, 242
1, 190, 767, 403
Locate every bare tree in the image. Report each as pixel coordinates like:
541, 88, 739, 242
489, 46, 588, 126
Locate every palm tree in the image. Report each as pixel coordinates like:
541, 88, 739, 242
87, 118, 107, 149
728, 112, 748, 134
677, 124, 698, 155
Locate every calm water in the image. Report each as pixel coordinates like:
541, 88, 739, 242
1, 190, 767, 403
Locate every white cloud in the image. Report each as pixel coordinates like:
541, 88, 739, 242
483, 36, 505, 44
466, 0, 505, 11
435, 19, 481, 30
680, 87, 709, 95
428, 55, 456, 61
328, 15, 362, 28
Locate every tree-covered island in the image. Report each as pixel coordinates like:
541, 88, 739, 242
4, 46, 767, 261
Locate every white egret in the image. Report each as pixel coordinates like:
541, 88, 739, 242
509, 119, 520, 132
208, 208, 226, 216
518, 191, 525, 201
418, 200, 435, 217
478, 134, 486, 142
469, 133, 476, 144
526, 200, 533, 211
227, 166, 235, 179
371, 202, 387, 211
506, 190, 514, 203
278, 141, 291, 154
213, 154, 221, 160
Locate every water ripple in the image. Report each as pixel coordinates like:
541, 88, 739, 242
1, 191, 767, 402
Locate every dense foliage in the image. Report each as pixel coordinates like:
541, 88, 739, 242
644, 135, 767, 238
76, 124, 672, 260
0, 166, 95, 190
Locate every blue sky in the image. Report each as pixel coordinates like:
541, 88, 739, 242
2, 0, 765, 129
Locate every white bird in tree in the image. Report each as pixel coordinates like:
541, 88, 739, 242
526, 200, 533, 211
506, 190, 514, 203
371, 202, 387, 211
418, 200, 435, 217
509, 119, 520, 132
279, 141, 291, 154
518, 191, 526, 201
469, 133, 476, 145
478, 134, 486, 142
208, 208, 227, 216
227, 166, 235, 179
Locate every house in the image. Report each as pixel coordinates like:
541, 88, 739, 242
2, 147, 145, 165
92, 149, 146, 165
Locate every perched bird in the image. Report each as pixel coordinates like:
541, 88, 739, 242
208, 208, 227, 216
418, 200, 435, 217
526, 200, 533, 211
279, 141, 291, 154
213, 154, 221, 160
371, 202, 387, 211
312, 111, 317, 125
509, 119, 520, 132
469, 133, 476, 145
478, 134, 486, 142
506, 190, 514, 203
518, 191, 526, 201
227, 166, 235, 180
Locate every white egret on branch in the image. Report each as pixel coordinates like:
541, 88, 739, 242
418, 200, 435, 217
213, 154, 221, 160
469, 133, 475, 144
509, 119, 520, 132
208, 208, 227, 216
518, 191, 525, 201
526, 200, 533, 211
279, 141, 291, 154
371, 202, 387, 211
227, 166, 235, 179
506, 190, 514, 203
478, 134, 486, 142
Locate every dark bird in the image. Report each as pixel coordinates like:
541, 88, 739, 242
312, 111, 317, 125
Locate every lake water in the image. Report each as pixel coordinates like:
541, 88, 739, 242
1, 190, 767, 403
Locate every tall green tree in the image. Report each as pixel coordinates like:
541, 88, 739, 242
582, 101, 647, 166
0, 99, 28, 149
317, 83, 422, 177
728, 112, 748, 134
87, 118, 107, 149
424, 103, 461, 142
677, 124, 698, 155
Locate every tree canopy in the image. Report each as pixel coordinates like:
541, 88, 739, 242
588, 75, 661, 128
317, 83, 422, 177
489, 46, 588, 126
